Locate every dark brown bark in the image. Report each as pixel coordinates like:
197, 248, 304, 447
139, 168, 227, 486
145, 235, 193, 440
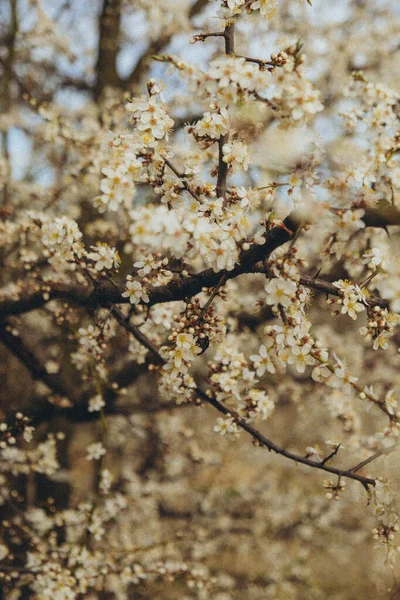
94, 0, 123, 99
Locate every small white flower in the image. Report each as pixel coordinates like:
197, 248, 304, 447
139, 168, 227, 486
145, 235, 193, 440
214, 416, 240, 436
250, 0, 276, 18
88, 395, 106, 412
306, 445, 324, 460
222, 140, 249, 172
86, 442, 106, 461
249, 344, 275, 376
88, 244, 120, 271
121, 277, 150, 305
292, 344, 315, 373
340, 294, 365, 320
265, 278, 297, 308
385, 389, 398, 415
362, 247, 388, 270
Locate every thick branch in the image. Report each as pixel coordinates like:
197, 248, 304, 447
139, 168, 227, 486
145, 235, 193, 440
0, 315, 179, 425
0, 329, 179, 426
1, 215, 395, 319
0, 218, 295, 317
0, 320, 79, 402
95, 0, 123, 99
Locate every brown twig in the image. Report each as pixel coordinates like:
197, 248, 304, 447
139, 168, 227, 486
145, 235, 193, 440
349, 441, 400, 474
299, 274, 389, 309
164, 158, 202, 203
112, 306, 376, 490
195, 273, 227, 326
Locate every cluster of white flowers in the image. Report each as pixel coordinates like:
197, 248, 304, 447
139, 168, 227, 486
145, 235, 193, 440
94, 85, 174, 214
159, 332, 201, 404
341, 75, 399, 216
71, 321, 115, 378
209, 337, 275, 430
222, 140, 250, 173
121, 275, 150, 305
164, 332, 201, 370
128, 203, 259, 273
87, 244, 120, 272
189, 107, 230, 143
272, 70, 323, 123
38, 215, 121, 277
331, 279, 367, 320
94, 133, 143, 213
263, 320, 322, 375
41, 216, 83, 265
125, 86, 174, 145
218, 0, 276, 20
359, 307, 400, 351
188, 55, 270, 106
134, 253, 165, 276
372, 479, 399, 569
344, 77, 398, 134
0, 433, 61, 477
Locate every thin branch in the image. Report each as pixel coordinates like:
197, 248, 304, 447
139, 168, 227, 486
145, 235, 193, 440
111, 306, 164, 364
112, 305, 376, 489
359, 268, 381, 288
238, 56, 275, 68
299, 274, 389, 309
191, 32, 225, 42
349, 441, 400, 474
201, 389, 375, 489
164, 158, 202, 203
195, 273, 227, 325
321, 444, 341, 466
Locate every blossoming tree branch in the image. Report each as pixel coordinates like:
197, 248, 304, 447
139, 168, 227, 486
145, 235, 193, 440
1, 0, 400, 597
